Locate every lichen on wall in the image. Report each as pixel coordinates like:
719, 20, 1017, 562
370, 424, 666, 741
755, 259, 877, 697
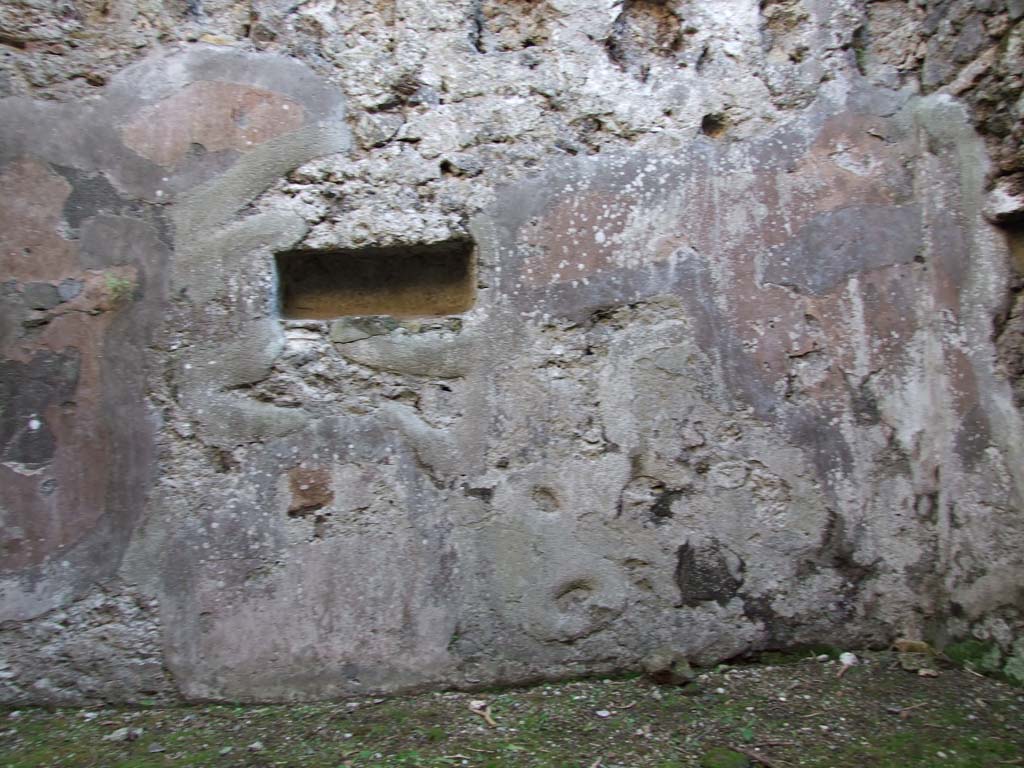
0, 0, 1022, 703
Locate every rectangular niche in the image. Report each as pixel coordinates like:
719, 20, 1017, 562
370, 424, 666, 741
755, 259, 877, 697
275, 239, 476, 319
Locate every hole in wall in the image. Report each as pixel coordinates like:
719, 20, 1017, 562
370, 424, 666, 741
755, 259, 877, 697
532, 486, 560, 513
700, 113, 727, 138
276, 238, 476, 319
554, 578, 595, 611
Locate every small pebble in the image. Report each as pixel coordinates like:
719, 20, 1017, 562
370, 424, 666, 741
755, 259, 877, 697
595, 710, 611, 718
103, 727, 143, 743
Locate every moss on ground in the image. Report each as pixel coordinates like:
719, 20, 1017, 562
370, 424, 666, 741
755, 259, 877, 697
944, 640, 1004, 675
698, 746, 750, 767
1, 653, 1021, 767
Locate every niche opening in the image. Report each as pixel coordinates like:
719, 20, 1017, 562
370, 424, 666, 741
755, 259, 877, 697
276, 239, 476, 319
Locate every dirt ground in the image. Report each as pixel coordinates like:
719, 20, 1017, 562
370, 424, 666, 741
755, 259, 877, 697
1, 651, 1021, 768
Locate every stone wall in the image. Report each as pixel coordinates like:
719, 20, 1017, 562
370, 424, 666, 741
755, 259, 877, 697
1, 0, 1022, 704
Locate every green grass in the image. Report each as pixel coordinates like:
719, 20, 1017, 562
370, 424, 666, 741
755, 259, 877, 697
1, 654, 1021, 767
104, 274, 136, 303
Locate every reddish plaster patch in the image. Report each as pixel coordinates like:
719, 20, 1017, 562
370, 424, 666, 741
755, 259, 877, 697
288, 466, 334, 516
0, 159, 77, 282
1, 327, 108, 570
121, 80, 306, 167
754, 114, 909, 256
519, 192, 632, 288
0, 265, 141, 572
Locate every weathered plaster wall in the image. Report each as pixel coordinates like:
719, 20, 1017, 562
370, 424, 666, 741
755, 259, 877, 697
1, 0, 1022, 703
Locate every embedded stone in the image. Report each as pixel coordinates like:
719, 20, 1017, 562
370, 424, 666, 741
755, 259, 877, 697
22, 282, 59, 310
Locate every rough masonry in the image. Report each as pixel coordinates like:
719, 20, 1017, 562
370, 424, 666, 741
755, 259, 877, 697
1, 0, 1023, 703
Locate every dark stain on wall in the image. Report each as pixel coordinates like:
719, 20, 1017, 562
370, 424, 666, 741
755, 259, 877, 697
675, 541, 745, 607
0, 349, 80, 466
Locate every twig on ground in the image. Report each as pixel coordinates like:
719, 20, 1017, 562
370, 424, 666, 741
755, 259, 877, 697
732, 745, 788, 767
897, 702, 927, 720
468, 700, 497, 727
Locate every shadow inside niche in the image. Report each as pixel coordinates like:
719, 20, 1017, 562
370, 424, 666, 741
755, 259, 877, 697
275, 238, 476, 320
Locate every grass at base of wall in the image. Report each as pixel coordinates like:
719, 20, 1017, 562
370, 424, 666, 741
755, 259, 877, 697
2, 651, 1022, 768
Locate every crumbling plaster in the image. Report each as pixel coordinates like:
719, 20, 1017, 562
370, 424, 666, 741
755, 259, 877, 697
0, 0, 1022, 703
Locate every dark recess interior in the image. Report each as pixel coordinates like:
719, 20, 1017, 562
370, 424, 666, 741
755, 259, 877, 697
276, 239, 476, 319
